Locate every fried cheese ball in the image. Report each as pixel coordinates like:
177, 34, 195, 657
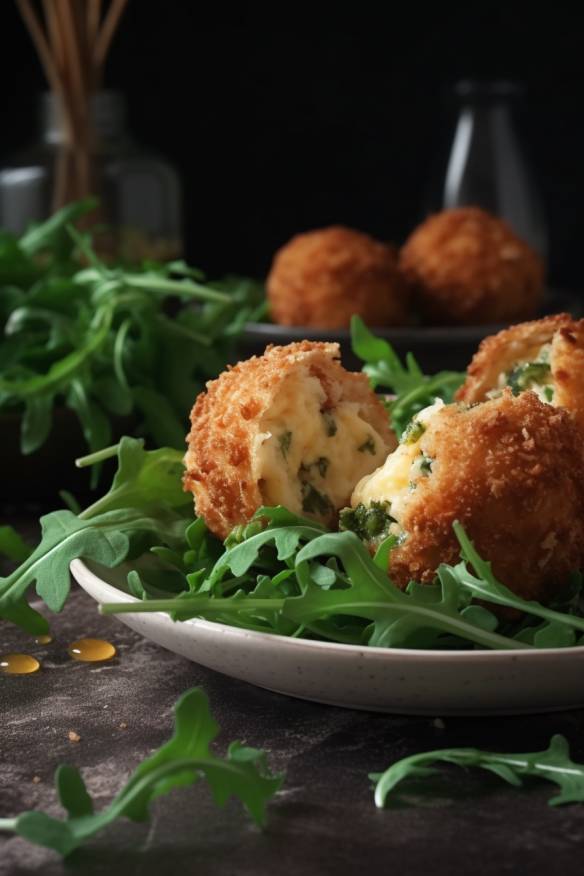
345, 392, 584, 604
456, 313, 584, 432
399, 207, 544, 325
267, 226, 408, 329
184, 341, 396, 539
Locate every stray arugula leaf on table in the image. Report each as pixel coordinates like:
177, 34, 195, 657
371, 734, 584, 808
350, 315, 464, 437
0, 688, 282, 857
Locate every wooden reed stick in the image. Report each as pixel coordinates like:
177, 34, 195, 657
94, 0, 128, 68
17, 0, 129, 210
16, 0, 62, 97
42, 0, 65, 74
87, 0, 103, 83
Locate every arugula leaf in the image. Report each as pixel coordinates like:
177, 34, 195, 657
0, 508, 135, 614
371, 734, 584, 808
0, 206, 261, 463
0, 688, 282, 856
19, 199, 98, 258
202, 521, 325, 593
0, 232, 39, 287
21, 393, 55, 454
0, 525, 32, 563
351, 316, 464, 437
132, 385, 187, 449
290, 533, 526, 649
0, 504, 191, 620
102, 524, 531, 651
0, 597, 49, 636
0, 438, 193, 628
77, 437, 190, 519
451, 522, 584, 637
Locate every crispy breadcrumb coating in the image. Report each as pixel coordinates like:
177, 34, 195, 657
184, 341, 395, 539
267, 226, 408, 329
399, 207, 544, 325
456, 313, 584, 432
352, 392, 584, 604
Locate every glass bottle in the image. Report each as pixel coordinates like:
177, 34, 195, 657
426, 80, 548, 260
0, 91, 182, 262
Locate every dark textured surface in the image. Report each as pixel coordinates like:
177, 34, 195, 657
3, 549, 584, 873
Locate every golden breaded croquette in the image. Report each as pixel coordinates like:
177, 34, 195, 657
184, 341, 396, 539
347, 392, 584, 604
456, 313, 584, 432
399, 207, 544, 325
267, 226, 408, 329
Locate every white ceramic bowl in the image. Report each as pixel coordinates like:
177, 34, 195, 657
71, 559, 584, 716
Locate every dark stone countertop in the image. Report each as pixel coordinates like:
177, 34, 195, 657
3, 517, 584, 875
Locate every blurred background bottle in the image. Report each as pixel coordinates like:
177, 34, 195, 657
425, 80, 548, 261
0, 91, 182, 262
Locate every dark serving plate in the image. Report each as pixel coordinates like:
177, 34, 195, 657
238, 288, 583, 373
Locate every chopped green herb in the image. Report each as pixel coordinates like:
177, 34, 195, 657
544, 386, 554, 402
506, 362, 552, 396
402, 420, 426, 445
322, 411, 337, 437
408, 452, 433, 484
358, 436, 376, 454
339, 501, 394, 542
301, 483, 333, 517
278, 431, 292, 459
299, 457, 330, 479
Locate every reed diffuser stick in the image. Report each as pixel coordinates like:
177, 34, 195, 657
16, 0, 129, 210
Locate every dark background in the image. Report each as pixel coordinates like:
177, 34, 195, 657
1, 3, 583, 287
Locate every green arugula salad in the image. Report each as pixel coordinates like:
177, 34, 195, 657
1, 319, 584, 651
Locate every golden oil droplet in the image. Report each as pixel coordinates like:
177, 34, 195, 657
67, 638, 116, 663
0, 653, 41, 675
35, 634, 53, 645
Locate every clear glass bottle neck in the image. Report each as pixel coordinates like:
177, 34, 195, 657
457, 101, 514, 121
40, 91, 128, 145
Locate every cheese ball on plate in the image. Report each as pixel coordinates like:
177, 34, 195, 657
344, 391, 584, 604
455, 313, 584, 431
184, 341, 395, 539
267, 226, 408, 329
399, 207, 544, 325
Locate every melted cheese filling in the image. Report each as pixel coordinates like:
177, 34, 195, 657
351, 400, 444, 527
254, 369, 390, 522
